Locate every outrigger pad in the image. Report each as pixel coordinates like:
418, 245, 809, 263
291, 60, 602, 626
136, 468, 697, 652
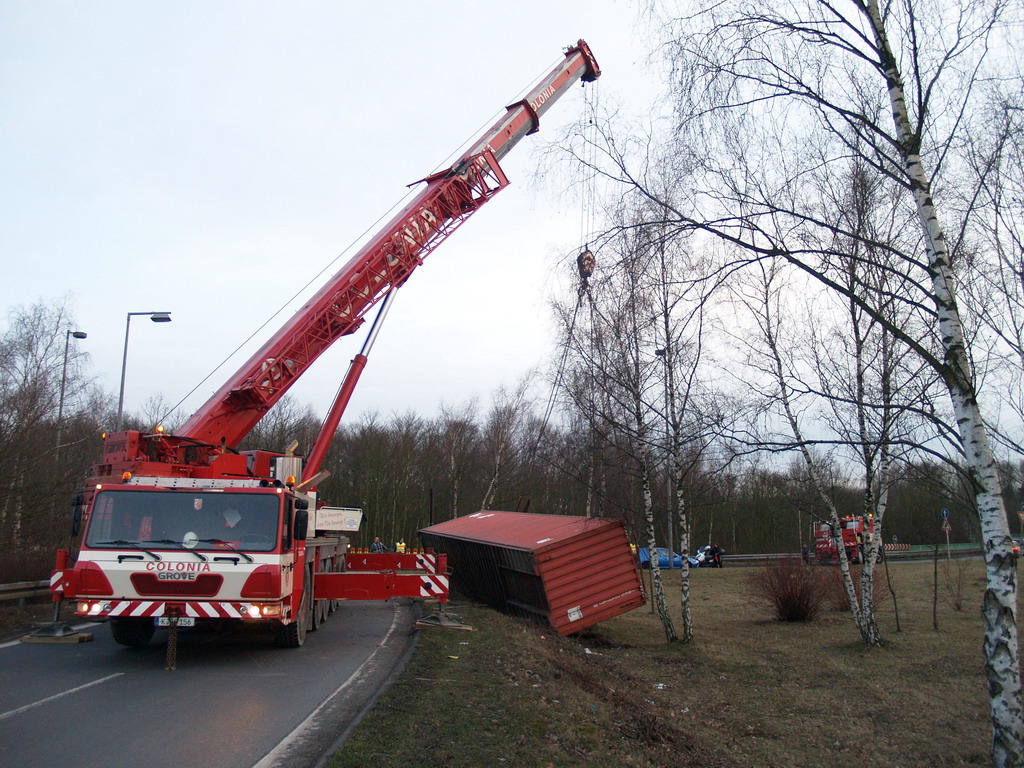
415, 612, 473, 630
22, 622, 94, 643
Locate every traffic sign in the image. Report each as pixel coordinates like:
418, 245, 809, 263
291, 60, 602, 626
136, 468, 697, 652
940, 508, 950, 520
941, 520, 952, 532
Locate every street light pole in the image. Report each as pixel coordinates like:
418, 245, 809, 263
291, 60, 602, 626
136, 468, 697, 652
55, 329, 87, 458
116, 311, 172, 430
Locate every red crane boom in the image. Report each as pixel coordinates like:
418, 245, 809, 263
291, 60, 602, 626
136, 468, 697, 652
178, 40, 599, 449
48, 41, 601, 654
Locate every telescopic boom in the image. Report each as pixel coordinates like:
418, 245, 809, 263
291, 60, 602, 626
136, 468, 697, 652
177, 41, 600, 449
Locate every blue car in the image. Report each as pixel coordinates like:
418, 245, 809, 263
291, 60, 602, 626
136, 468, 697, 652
637, 547, 699, 569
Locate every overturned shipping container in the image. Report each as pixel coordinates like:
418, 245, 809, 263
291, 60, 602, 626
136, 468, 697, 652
419, 511, 645, 635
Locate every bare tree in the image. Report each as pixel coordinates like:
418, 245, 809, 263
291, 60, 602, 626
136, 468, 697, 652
961, 95, 1024, 460
555, 220, 683, 642
564, 1, 1021, 759
0, 299, 100, 569
436, 399, 479, 518
479, 376, 533, 510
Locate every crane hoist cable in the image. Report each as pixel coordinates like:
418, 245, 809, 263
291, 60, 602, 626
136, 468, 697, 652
531, 79, 602, 453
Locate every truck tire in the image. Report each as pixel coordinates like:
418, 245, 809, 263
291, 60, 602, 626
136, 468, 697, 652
310, 563, 325, 632
275, 569, 311, 648
111, 618, 156, 647
310, 595, 321, 632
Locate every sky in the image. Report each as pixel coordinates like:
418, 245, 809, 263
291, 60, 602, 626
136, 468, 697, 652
0, 2, 660, 429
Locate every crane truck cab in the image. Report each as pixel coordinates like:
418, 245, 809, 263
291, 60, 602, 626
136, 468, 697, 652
61, 450, 338, 648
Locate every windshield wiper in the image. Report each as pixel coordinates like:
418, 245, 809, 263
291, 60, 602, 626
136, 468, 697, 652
145, 539, 208, 562
195, 539, 254, 563
92, 540, 162, 561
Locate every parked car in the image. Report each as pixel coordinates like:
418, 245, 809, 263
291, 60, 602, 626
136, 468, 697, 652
637, 547, 701, 569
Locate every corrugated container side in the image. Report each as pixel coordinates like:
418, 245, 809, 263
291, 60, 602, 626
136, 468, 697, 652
419, 512, 644, 635
536, 521, 644, 634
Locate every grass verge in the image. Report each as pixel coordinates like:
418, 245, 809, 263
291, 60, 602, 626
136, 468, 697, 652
331, 559, 997, 768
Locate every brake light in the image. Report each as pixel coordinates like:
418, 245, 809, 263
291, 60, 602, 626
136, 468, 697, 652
240, 564, 283, 599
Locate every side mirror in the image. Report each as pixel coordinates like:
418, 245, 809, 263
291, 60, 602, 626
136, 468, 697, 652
294, 507, 309, 542
70, 493, 84, 537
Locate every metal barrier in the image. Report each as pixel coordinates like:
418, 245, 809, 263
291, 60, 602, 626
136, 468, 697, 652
709, 546, 984, 567
0, 580, 50, 602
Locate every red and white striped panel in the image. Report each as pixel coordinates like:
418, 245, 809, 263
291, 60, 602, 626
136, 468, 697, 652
185, 602, 246, 619
50, 571, 64, 594
86, 600, 248, 619
419, 574, 448, 598
415, 554, 438, 573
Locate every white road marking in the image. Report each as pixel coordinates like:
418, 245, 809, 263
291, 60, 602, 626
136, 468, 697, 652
0, 673, 124, 722
251, 609, 404, 768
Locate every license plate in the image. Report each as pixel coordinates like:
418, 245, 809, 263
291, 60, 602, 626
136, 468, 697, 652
155, 617, 195, 627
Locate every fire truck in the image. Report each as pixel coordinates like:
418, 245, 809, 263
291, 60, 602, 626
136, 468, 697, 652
813, 515, 877, 565
49, 41, 601, 648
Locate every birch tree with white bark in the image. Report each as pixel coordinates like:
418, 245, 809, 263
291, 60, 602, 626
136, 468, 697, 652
567, 0, 1022, 760
556, 225, 681, 642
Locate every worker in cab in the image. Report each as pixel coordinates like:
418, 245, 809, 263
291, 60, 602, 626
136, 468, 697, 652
396, 539, 406, 554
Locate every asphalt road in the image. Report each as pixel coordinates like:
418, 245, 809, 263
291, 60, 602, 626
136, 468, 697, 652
0, 599, 419, 768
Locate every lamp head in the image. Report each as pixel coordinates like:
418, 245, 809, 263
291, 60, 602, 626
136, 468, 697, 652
149, 312, 172, 323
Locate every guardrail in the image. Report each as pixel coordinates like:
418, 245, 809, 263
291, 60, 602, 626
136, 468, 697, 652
0, 580, 50, 603
715, 546, 984, 567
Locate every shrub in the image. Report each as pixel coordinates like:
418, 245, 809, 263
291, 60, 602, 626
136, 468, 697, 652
747, 557, 827, 622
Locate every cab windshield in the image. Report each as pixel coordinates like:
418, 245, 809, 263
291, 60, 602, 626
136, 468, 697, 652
85, 489, 281, 553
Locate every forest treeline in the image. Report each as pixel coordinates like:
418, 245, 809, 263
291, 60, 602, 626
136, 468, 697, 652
1, 298, 1008, 581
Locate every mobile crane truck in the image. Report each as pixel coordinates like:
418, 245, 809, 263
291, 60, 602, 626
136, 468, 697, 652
48, 41, 601, 649
814, 514, 877, 565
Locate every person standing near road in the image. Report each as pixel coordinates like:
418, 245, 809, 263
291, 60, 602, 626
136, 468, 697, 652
396, 539, 406, 554
370, 537, 386, 553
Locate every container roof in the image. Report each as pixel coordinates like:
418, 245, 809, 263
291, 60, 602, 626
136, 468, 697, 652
420, 511, 617, 551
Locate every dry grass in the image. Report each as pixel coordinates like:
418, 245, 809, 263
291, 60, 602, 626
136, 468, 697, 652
334, 559, 998, 768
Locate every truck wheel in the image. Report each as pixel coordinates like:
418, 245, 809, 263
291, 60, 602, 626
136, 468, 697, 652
111, 618, 156, 647
275, 570, 311, 648
310, 596, 322, 632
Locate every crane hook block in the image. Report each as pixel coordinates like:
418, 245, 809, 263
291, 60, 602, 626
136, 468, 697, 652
577, 249, 596, 282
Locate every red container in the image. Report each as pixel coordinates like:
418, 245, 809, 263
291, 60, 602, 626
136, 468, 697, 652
419, 511, 645, 635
